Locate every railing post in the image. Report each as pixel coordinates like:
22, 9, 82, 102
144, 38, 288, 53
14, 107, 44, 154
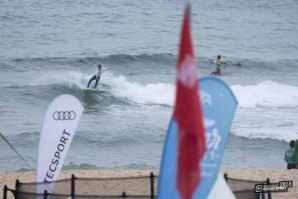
121, 192, 127, 198
3, 185, 8, 199
15, 179, 20, 199
150, 172, 155, 199
71, 174, 76, 199
267, 178, 272, 199
44, 190, 48, 199
224, 173, 228, 182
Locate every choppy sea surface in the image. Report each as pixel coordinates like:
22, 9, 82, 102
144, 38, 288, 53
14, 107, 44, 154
0, 0, 298, 172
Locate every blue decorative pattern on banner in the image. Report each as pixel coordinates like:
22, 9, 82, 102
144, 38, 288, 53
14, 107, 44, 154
158, 77, 238, 199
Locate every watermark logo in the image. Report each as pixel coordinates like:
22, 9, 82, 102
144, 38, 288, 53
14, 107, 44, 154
255, 181, 293, 193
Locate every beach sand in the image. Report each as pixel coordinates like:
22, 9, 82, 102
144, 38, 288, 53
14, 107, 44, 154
1, 169, 297, 199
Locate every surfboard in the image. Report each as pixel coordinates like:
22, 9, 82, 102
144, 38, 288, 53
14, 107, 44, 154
210, 73, 222, 76
210, 59, 216, 63
84, 88, 105, 94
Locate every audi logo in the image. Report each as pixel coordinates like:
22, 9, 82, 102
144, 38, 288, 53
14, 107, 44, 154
53, 111, 76, 120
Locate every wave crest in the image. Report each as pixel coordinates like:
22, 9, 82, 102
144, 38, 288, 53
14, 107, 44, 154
232, 80, 298, 108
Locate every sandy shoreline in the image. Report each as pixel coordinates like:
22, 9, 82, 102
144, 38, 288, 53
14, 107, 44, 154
1, 169, 297, 199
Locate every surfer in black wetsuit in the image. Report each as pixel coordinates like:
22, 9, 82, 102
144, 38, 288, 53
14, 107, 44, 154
87, 64, 102, 89
210, 67, 221, 76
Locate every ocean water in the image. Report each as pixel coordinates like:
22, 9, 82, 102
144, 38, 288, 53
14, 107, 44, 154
0, 0, 298, 172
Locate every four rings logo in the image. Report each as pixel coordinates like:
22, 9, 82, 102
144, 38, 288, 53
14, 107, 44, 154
53, 111, 76, 121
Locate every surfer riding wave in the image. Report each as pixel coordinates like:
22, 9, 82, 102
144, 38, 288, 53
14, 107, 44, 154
87, 64, 103, 89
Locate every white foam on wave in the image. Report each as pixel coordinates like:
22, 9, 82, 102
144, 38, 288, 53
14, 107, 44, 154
35, 72, 298, 110
230, 81, 298, 141
31, 71, 175, 106
32, 72, 298, 142
105, 77, 298, 109
231, 80, 298, 108
232, 125, 298, 142
103, 72, 174, 106
31, 70, 89, 88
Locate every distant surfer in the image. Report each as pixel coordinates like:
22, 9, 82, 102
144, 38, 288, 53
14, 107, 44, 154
211, 55, 225, 76
87, 64, 102, 89
236, 62, 243, 67
210, 67, 221, 76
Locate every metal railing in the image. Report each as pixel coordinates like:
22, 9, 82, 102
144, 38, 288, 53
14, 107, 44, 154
3, 172, 272, 199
